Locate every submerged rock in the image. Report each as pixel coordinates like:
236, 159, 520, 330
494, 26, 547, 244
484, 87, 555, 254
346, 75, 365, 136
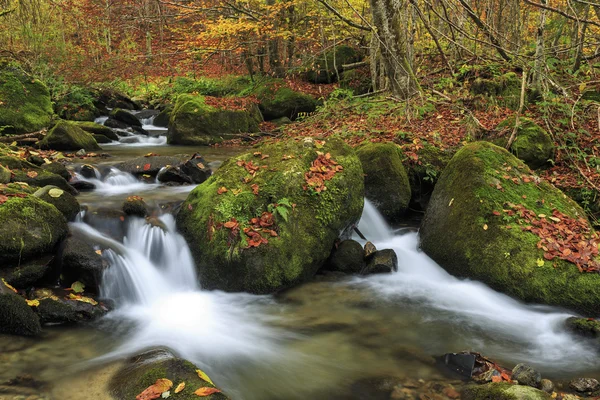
168, 94, 261, 145
38, 120, 101, 151
177, 137, 364, 293
157, 165, 192, 184
538, 379, 554, 394
511, 364, 541, 388
420, 142, 600, 315
462, 382, 551, 400
565, 316, 600, 339
0, 289, 42, 336
324, 239, 366, 274
357, 142, 411, 222
109, 349, 228, 400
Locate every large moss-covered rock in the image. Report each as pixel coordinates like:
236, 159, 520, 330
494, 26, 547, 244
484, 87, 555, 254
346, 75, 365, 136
0, 191, 68, 265
110, 349, 228, 400
491, 117, 555, 169
110, 108, 142, 127
356, 142, 411, 222
253, 80, 318, 120
420, 142, 600, 315
168, 94, 261, 145
0, 64, 53, 134
73, 121, 119, 141
0, 290, 42, 336
463, 383, 551, 400
33, 185, 80, 221
469, 72, 523, 110
38, 120, 101, 151
306, 45, 361, 84
0, 155, 76, 194
177, 137, 364, 293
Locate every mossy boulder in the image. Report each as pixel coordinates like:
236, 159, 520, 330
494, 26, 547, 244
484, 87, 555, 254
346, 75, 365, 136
253, 80, 318, 120
154, 106, 171, 127
420, 141, 600, 315
168, 94, 261, 145
0, 191, 68, 266
123, 196, 149, 217
38, 120, 101, 151
0, 289, 42, 336
401, 144, 453, 211
110, 108, 142, 127
0, 65, 53, 134
463, 383, 551, 400
110, 349, 228, 400
306, 45, 361, 84
0, 155, 76, 194
53, 86, 99, 121
323, 239, 366, 274
73, 121, 119, 140
40, 162, 71, 181
1, 256, 52, 289
340, 68, 372, 95
177, 137, 364, 293
489, 117, 555, 169
33, 185, 80, 221
469, 72, 523, 110
35, 295, 106, 324
356, 142, 411, 222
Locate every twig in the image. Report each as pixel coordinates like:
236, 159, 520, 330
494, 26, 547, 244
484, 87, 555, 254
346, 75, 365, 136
506, 70, 528, 149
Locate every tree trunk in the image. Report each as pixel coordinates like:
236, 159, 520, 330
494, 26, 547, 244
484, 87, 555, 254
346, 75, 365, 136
369, 0, 418, 98
532, 0, 547, 93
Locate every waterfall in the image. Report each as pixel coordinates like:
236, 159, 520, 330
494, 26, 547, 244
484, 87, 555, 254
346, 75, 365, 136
355, 202, 599, 371
74, 167, 160, 195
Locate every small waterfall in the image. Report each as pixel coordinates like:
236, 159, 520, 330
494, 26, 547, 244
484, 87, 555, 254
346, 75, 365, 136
355, 203, 599, 371
94, 116, 109, 125
74, 167, 160, 195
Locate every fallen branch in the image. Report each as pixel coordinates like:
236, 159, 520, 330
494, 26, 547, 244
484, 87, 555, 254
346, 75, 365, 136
0, 130, 45, 143
341, 61, 370, 70
506, 70, 528, 149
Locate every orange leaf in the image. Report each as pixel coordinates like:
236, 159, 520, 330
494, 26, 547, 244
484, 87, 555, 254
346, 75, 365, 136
27, 171, 38, 178
251, 184, 259, 195
217, 187, 228, 195
0, 194, 8, 205
136, 378, 173, 400
491, 375, 502, 383
175, 382, 185, 393
143, 163, 151, 171
194, 387, 221, 397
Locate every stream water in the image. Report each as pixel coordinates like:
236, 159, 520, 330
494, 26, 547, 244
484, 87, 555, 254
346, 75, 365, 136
1, 119, 600, 399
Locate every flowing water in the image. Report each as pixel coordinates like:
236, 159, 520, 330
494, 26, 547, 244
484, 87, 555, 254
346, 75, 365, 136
2, 126, 600, 399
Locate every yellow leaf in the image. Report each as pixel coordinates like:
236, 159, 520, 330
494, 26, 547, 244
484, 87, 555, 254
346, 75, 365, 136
580, 82, 587, 93
538, 214, 546, 218
448, 198, 454, 206
2, 278, 17, 293
48, 188, 64, 198
483, 224, 488, 230
175, 382, 185, 394
193, 387, 221, 397
536, 258, 545, 267
196, 369, 214, 385
71, 281, 85, 293
95, 250, 102, 255
10, 141, 16, 146
68, 293, 98, 305
26, 299, 40, 307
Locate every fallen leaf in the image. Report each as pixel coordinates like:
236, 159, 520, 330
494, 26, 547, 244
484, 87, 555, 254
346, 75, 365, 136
196, 369, 214, 385
68, 293, 98, 305
483, 224, 488, 230
251, 184, 259, 195
95, 250, 102, 255
136, 378, 173, 400
174, 382, 185, 394
162, 391, 170, 398
448, 198, 454, 207
26, 171, 38, 178
217, 187, 228, 195
48, 188, 64, 198
143, 163, 151, 171
193, 387, 221, 397
536, 259, 545, 267
2, 278, 17, 293
0, 194, 8, 205
26, 299, 40, 307
71, 281, 85, 293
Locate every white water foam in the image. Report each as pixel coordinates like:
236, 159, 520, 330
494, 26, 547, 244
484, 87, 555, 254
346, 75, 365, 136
74, 167, 160, 195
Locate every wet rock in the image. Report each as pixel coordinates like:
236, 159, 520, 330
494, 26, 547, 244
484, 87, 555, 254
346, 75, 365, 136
96, 88, 140, 111
350, 376, 403, 400
0, 289, 42, 336
463, 382, 551, 400
36, 295, 106, 324
512, 363, 541, 388
2, 255, 53, 289
33, 185, 80, 221
109, 349, 228, 399
123, 196, 149, 217
324, 239, 366, 274
93, 133, 112, 143
153, 107, 171, 127
569, 378, 600, 393
74, 121, 118, 140
38, 120, 100, 151
362, 249, 398, 275
135, 109, 160, 120
75, 149, 86, 156
59, 236, 105, 292
104, 118, 130, 130
82, 208, 126, 240
79, 164, 98, 179
565, 316, 600, 338
364, 241, 377, 258
27, 154, 45, 166
180, 155, 212, 184
1, 155, 77, 194
70, 180, 96, 191
40, 162, 71, 181
539, 379, 554, 394
356, 142, 411, 222
109, 108, 142, 127
157, 165, 192, 184
440, 353, 477, 378
115, 155, 185, 177
131, 125, 150, 136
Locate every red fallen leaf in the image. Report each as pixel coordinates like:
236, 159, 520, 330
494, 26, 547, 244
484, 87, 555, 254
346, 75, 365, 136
261, 154, 269, 160
223, 220, 238, 229
143, 163, 151, 171
136, 378, 173, 400
492, 211, 501, 216
217, 187, 228, 195
269, 230, 278, 237
251, 184, 259, 195
253, 152, 262, 157
193, 387, 221, 396
27, 170, 38, 178
491, 375, 502, 383
119, 215, 125, 222
0, 194, 8, 205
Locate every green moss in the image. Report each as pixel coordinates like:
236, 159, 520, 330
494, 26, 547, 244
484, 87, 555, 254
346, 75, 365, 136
252, 80, 318, 120
168, 94, 261, 145
469, 72, 523, 110
492, 117, 555, 169
73, 121, 118, 140
177, 137, 364, 293
421, 141, 600, 315
356, 142, 411, 222
33, 185, 80, 221
110, 351, 228, 400
340, 68, 372, 95
0, 66, 53, 133
306, 45, 361, 84
38, 120, 100, 151
0, 292, 42, 336
0, 154, 74, 193
0, 193, 68, 265
463, 383, 551, 400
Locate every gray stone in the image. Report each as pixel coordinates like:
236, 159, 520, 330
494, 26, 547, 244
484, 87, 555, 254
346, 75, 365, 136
569, 377, 600, 393
362, 249, 398, 275
512, 363, 541, 388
